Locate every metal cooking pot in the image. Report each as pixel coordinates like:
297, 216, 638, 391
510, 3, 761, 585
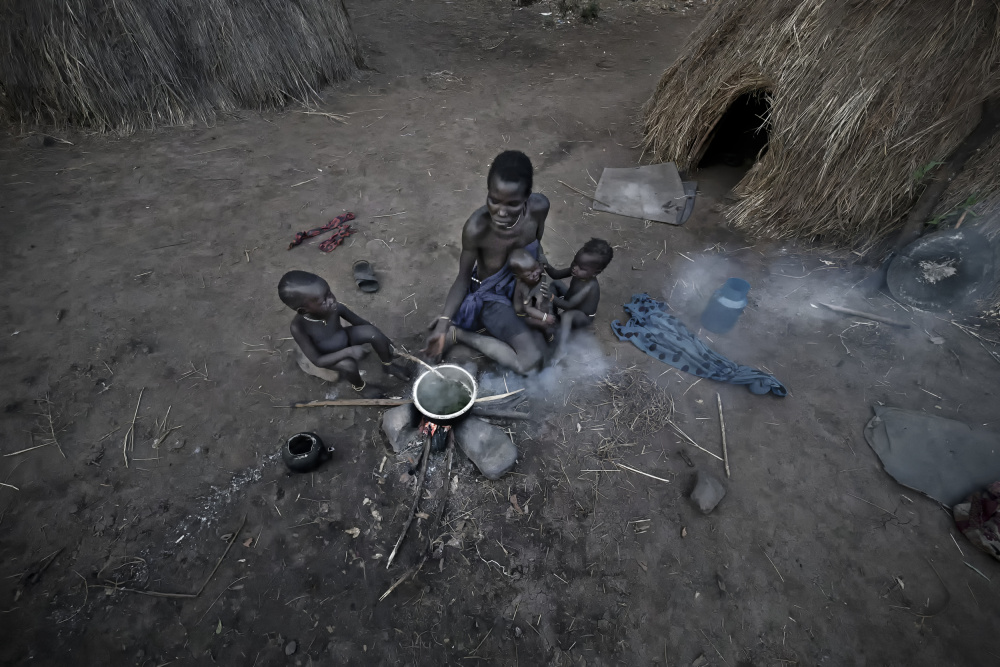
412, 364, 478, 422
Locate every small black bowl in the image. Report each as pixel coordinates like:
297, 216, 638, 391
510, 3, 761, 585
282, 432, 333, 473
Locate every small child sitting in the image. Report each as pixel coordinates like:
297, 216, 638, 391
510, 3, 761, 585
544, 238, 614, 360
278, 271, 409, 394
509, 248, 558, 334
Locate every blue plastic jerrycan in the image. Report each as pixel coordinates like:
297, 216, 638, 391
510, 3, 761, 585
700, 278, 750, 334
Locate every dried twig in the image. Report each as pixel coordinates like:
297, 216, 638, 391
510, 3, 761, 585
474, 389, 525, 403
816, 302, 910, 328
595, 368, 674, 459
122, 388, 144, 468
616, 462, 671, 484
57, 571, 89, 624
288, 398, 412, 408
717, 393, 730, 478
668, 421, 723, 462
965, 561, 991, 582
297, 110, 348, 123
4, 441, 53, 457
381, 432, 457, 604
379, 566, 421, 602
557, 180, 609, 207
105, 514, 246, 598
386, 435, 432, 569
846, 492, 895, 516
396, 351, 444, 378
470, 408, 531, 420
759, 543, 784, 583
36, 394, 66, 459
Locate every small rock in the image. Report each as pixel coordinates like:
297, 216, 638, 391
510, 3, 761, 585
169, 438, 186, 451
20, 134, 56, 148
691, 470, 726, 513
285, 640, 297, 656
455, 416, 518, 480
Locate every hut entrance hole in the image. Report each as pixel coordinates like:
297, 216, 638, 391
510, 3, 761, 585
698, 91, 771, 169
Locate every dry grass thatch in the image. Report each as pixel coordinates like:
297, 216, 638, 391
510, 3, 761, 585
0, 0, 365, 133
643, 0, 1000, 253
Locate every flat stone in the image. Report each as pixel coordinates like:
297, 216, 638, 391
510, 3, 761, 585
382, 404, 418, 452
691, 470, 726, 514
455, 416, 517, 480
285, 640, 297, 656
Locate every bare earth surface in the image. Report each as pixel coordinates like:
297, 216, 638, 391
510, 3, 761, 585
2, 1, 999, 665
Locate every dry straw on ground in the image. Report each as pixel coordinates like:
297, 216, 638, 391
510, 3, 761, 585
0, 0, 364, 133
643, 0, 1000, 253
595, 367, 674, 458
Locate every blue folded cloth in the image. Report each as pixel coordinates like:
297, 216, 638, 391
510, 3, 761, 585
611, 293, 786, 397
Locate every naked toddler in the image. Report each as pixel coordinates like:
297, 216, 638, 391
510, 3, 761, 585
509, 248, 558, 334
544, 238, 614, 361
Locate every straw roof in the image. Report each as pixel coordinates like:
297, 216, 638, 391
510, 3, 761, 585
643, 0, 1000, 254
0, 0, 364, 133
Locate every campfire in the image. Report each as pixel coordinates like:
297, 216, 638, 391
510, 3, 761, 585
419, 416, 451, 453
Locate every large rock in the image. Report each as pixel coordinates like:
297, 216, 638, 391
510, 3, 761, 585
455, 416, 518, 480
691, 470, 726, 514
382, 404, 418, 452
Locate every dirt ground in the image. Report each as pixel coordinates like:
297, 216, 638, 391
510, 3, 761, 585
2, 0, 1000, 665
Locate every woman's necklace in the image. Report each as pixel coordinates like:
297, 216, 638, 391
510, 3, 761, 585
496, 208, 524, 230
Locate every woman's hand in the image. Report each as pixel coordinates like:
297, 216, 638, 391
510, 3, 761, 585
422, 318, 451, 360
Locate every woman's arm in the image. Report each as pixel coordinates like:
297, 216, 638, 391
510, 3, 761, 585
423, 217, 479, 358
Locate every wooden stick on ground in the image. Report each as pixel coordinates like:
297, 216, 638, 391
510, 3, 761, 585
470, 408, 532, 420
4, 441, 53, 457
380, 432, 456, 602
474, 389, 524, 403
616, 462, 671, 484
288, 398, 412, 408
105, 513, 246, 598
557, 179, 609, 207
667, 421, 723, 462
815, 302, 911, 328
386, 433, 433, 569
40, 393, 66, 459
286, 389, 524, 410
122, 388, 144, 468
717, 393, 730, 478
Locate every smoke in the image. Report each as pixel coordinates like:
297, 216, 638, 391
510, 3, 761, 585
476, 332, 611, 406
660, 245, 870, 335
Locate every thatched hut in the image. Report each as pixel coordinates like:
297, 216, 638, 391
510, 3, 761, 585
643, 0, 1000, 254
0, 0, 364, 132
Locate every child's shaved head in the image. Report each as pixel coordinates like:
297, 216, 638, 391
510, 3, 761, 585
278, 270, 327, 310
508, 248, 540, 274
578, 238, 614, 270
